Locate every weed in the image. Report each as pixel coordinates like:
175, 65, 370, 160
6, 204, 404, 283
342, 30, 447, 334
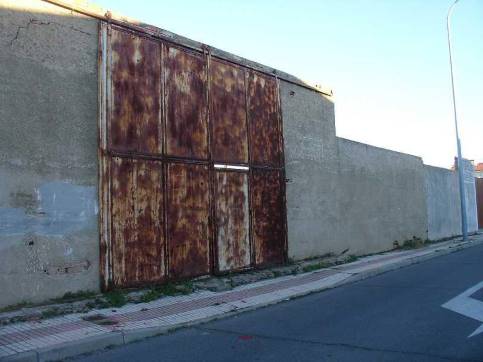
140, 281, 194, 303
51, 290, 97, 303
346, 254, 358, 263
302, 261, 330, 273
178, 281, 194, 295
0, 301, 31, 313
272, 270, 282, 278
157, 283, 179, 296
103, 291, 127, 308
140, 289, 162, 303
400, 236, 425, 250
41, 307, 61, 319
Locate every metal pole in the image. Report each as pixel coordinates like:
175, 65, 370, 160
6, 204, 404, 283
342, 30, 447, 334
447, 0, 468, 241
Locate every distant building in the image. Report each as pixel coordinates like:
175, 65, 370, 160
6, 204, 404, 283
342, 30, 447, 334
475, 163, 483, 178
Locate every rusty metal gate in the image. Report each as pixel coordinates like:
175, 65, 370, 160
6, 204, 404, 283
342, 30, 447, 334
98, 24, 287, 289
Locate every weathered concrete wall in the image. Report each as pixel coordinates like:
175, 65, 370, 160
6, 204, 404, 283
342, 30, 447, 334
0, 0, 99, 307
280, 80, 340, 260
281, 81, 428, 259
424, 160, 479, 240
462, 159, 479, 233
424, 166, 461, 240
336, 139, 428, 255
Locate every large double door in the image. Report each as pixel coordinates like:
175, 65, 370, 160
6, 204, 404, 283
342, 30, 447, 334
99, 24, 287, 289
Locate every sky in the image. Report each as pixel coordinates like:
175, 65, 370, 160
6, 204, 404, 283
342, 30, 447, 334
95, 0, 482, 169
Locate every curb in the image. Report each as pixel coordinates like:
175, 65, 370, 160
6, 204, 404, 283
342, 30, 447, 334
2, 238, 482, 362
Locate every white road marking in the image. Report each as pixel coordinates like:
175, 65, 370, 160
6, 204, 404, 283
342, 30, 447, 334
442, 281, 483, 338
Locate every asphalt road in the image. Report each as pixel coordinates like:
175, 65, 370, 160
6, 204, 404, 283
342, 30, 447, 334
75, 243, 483, 362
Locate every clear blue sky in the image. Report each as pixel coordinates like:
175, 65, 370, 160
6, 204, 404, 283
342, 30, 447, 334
96, 0, 482, 168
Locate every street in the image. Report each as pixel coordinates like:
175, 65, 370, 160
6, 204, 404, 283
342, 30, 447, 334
74, 243, 483, 362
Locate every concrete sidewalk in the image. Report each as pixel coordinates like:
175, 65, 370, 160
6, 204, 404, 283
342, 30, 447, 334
1, 234, 482, 362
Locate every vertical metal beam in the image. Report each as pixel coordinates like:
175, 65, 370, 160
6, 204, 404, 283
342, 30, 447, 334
98, 21, 112, 290
447, 0, 468, 241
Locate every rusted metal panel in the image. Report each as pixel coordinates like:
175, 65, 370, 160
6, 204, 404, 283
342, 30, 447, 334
251, 168, 286, 266
477, 178, 483, 229
164, 46, 209, 160
110, 157, 165, 287
210, 59, 248, 164
167, 162, 210, 279
215, 171, 250, 272
247, 71, 282, 167
109, 27, 162, 155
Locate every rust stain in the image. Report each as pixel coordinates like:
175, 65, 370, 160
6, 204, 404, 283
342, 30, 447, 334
110, 157, 165, 287
109, 27, 162, 155
215, 171, 250, 272
251, 168, 286, 266
167, 162, 210, 279
210, 59, 248, 164
165, 46, 209, 160
247, 71, 282, 167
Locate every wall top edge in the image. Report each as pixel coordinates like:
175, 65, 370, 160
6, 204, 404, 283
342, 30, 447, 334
41, 0, 333, 97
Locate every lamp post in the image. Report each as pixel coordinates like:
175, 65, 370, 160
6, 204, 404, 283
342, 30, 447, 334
447, 0, 468, 241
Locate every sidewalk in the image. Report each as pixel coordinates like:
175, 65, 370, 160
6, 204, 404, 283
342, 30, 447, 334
1, 234, 482, 362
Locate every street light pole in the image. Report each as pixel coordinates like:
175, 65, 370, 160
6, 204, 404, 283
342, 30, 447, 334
447, 0, 468, 241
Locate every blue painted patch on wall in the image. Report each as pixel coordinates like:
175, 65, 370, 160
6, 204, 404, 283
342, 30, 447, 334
0, 181, 98, 236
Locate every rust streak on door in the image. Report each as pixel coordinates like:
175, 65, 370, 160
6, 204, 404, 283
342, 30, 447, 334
210, 59, 248, 164
165, 46, 208, 160
109, 27, 162, 155
167, 163, 210, 279
247, 71, 282, 167
251, 168, 286, 266
110, 157, 165, 287
215, 171, 250, 272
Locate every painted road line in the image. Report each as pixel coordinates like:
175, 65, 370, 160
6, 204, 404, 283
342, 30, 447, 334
442, 280, 483, 338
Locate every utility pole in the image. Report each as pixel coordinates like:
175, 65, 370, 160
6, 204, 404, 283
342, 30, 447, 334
447, 0, 468, 241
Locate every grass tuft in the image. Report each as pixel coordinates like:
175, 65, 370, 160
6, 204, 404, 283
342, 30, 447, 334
104, 290, 127, 308
302, 261, 331, 273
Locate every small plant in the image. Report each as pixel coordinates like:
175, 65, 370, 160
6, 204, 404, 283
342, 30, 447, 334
302, 261, 330, 273
157, 283, 179, 296
346, 254, 358, 263
0, 301, 31, 313
104, 290, 127, 308
41, 307, 61, 319
140, 281, 194, 303
140, 289, 162, 303
178, 281, 194, 295
51, 290, 97, 303
272, 270, 282, 278
401, 236, 425, 250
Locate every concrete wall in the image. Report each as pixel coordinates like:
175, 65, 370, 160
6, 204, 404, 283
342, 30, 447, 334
424, 166, 461, 240
336, 138, 428, 255
462, 159, 479, 233
280, 80, 340, 261
424, 161, 479, 241
0, 0, 100, 307
281, 81, 427, 259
